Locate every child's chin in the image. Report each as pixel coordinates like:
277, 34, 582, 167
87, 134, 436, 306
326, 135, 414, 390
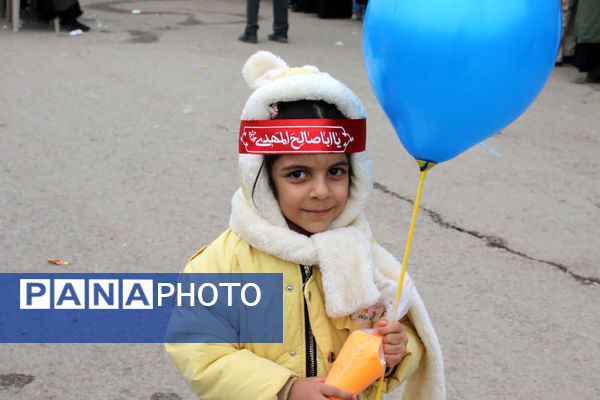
303, 223, 329, 234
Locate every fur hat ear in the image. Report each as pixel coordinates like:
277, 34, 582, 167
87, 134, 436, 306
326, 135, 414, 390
242, 51, 290, 90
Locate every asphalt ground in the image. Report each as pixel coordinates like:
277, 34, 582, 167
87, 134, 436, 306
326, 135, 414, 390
1, 0, 599, 399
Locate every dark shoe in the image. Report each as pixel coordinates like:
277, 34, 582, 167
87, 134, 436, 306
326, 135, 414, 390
238, 33, 257, 43
586, 69, 600, 83
61, 19, 90, 32
268, 33, 288, 43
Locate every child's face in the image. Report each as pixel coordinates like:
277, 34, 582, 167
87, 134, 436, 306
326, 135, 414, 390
271, 154, 350, 234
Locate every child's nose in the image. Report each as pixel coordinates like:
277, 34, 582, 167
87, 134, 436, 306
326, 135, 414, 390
309, 176, 330, 199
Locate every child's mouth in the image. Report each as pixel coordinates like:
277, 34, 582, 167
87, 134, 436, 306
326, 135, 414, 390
303, 208, 333, 216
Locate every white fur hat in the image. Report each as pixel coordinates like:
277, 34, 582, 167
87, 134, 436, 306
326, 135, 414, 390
237, 51, 373, 229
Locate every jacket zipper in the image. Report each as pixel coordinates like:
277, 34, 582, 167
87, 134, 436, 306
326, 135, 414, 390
300, 264, 317, 377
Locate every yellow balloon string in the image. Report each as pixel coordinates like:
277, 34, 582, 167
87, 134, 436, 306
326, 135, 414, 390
374, 169, 428, 400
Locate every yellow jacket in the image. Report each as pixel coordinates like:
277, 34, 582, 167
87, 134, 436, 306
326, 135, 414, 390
166, 229, 423, 400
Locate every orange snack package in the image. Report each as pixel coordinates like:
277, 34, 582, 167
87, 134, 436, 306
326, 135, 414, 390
325, 330, 386, 399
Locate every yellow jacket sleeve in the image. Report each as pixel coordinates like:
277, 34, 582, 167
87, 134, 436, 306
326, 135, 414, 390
165, 231, 296, 400
165, 342, 296, 400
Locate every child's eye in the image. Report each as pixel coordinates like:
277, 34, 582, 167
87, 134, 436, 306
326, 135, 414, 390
329, 167, 347, 176
288, 170, 306, 179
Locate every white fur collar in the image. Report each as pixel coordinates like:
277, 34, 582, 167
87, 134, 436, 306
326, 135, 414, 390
229, 188, 414, 319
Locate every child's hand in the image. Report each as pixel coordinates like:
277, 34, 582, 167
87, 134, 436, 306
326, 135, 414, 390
374, 318, 408, 370
288, 377, 356, 400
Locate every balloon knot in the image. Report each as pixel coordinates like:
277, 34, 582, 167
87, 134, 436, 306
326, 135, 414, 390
416, 159, 436, 172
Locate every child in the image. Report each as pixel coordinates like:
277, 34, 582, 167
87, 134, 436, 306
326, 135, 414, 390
165, 51, 445, 400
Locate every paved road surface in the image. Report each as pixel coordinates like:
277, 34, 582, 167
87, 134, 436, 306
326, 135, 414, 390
1, 0, 599, 398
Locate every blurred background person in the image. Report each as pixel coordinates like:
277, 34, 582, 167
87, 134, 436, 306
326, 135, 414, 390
239, 0, 288, 43
289, 0, 319, 14
36, 0, 90, 31
574, 0, 600, 82
317, 0, 352, 19
351, 0, 367, 21
556, 0, 577, 65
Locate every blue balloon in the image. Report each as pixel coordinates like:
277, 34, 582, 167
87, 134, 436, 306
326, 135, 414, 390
363, 0, 561, 164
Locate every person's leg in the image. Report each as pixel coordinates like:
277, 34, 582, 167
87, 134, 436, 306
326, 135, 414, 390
272, 0, 288, 37
246, 0, 260, 35
56, 0, 89, 31
290, 0, 304, 12
587, 44, 600, 82
351, 0, 365, 21
563, 0, 578, 59
240, 0, 259, 42
557, 0, 572, 63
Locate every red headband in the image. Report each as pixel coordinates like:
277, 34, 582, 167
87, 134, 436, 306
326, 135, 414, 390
239, 118, 366, 154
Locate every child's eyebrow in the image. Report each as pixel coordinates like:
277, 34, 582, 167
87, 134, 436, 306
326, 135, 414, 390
281, 161, 349, 171
281, 164, 310, 171
328, 161, 349, 168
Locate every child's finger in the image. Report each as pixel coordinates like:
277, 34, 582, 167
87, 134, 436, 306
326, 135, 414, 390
383, 342, 406, 356
384, 353, 406, 369
377, 320, 405, 336
382, 332, 407, 345
321, 383, 357, 399
373, 317, 388, 335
